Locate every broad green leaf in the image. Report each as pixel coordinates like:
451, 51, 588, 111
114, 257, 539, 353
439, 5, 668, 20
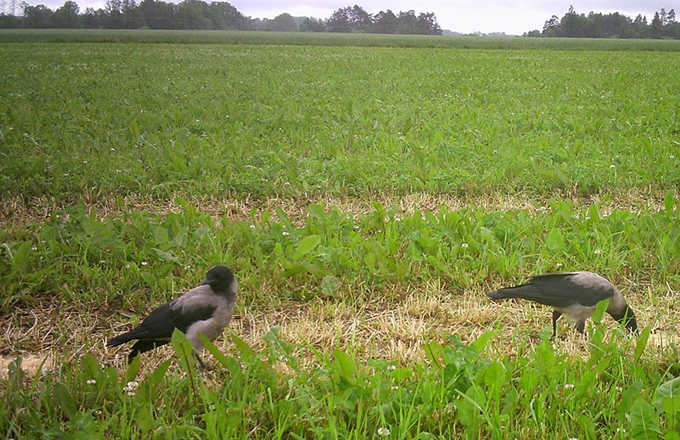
333, 349, 355, 380
171, 328, 196, 374
232, 334, 256, 362
654, 377, 680, 412
200, 333, 231, 369
124, 354, 141, 384
321, 275, 341, 298
146, 359, 171, 390
545, 228, 564, 251
153, 248, 179, 263
629, 398, 661, 440
11, 241, 32, 270
471, 330, 496, 353
634, 326, 651, 363
479, 227, 495, 243
294, 235, 321, 260
618, 381, 644, 422
53, 382, 77, 420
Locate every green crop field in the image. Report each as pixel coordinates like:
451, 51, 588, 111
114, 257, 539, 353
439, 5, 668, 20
1, 34, 679, 439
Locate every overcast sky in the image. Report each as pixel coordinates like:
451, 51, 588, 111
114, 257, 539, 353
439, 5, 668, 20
22, 0, 673, 35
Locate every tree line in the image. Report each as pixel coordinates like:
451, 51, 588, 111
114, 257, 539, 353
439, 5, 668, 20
0, 0, 442, 35
525, 5, 679, 39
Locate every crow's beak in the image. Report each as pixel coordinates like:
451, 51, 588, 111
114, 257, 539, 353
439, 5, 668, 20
202, 277, 212, 285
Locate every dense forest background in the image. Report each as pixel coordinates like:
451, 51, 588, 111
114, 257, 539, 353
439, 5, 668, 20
0, 0, 678, 39
525, 5, 679, 39
0, 1, 442, 35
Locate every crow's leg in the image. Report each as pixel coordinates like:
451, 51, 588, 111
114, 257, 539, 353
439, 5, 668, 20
194, 352, 212, 371
575, 320, 586, 335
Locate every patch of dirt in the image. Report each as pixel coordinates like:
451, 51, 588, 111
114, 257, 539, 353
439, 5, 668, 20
1, 353, 54, 380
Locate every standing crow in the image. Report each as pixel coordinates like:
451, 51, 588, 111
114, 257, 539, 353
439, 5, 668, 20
487, 271, 638, 337
107, 266, 237, 368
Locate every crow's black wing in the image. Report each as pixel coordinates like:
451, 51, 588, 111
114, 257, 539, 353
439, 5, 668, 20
108, 302, 216, 346
529, 273, 614, 307
138, 303, 216, 339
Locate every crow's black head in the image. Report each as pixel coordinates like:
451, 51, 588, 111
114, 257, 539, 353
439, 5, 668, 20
612, 304, 638, 334
202, 266, 236, 294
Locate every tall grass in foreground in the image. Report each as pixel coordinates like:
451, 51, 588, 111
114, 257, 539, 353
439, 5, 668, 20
2, 312, 679, 439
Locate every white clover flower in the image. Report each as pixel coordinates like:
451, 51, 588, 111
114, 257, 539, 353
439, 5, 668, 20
127, 381, 139, 389
556, 263, 563, 268
461, 243, 469, 249
377, 427, 391, 436
111, 148, 116, 151
564, 384, 575, 390
116, 169, 122, 174
671, 155, 676, 159
141, 261, 148, 266
594, 249, 602, 255
387, 365, 397, 371
125, 264, 130, 269
616, 386, 623, 392
282, 231, 290, 237
353, 225, 360, 231
395, 217, 402, 223
391, 386, 399, 391
610, 164, 616, 169
86, 379, 97, 385
126, 390, 136, 397
249, 225, 256, 230
32, 245, 38, 251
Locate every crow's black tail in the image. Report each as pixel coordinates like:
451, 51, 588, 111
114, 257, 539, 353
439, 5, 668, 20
487, 284, 542, 302
107, 327, 144, 347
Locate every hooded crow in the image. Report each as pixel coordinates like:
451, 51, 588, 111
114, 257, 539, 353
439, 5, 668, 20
107, 266, 237, 368
487, 271, 638, 337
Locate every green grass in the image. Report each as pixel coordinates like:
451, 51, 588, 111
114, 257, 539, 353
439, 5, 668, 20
2, 324, 679, 439
2, 29, 680, 51
1, 44, 679, 201
1, 39, 679, 439
1, 197, 679, 310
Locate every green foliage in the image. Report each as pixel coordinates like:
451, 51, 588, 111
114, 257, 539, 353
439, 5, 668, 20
2, 328, 679, 439
1, 43, 679, 202
1, 200, 678, 310
2, 30, 680, 50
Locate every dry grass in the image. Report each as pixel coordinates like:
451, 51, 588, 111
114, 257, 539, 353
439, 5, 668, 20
1, 276, 677, 380
1, 187, 675, 227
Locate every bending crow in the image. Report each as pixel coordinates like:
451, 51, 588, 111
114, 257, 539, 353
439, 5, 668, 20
487, 271, 638, 336
107, 266, 237, 368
